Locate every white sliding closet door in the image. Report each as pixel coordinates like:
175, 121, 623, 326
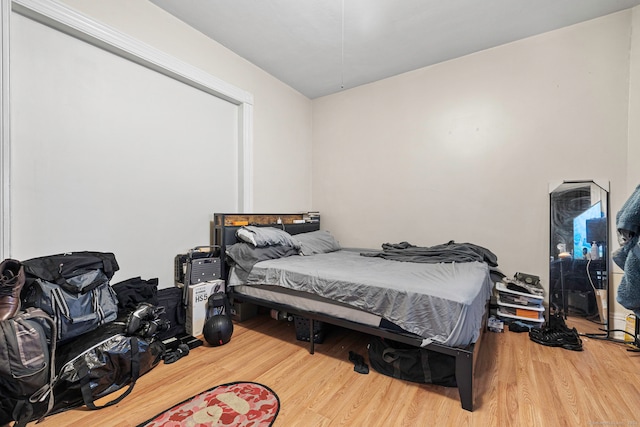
10, 12, 238, 287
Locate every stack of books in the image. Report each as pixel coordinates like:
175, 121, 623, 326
304, 211, 320, 223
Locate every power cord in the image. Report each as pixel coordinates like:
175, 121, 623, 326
585, 258, 596, 293
584, 259, 608, 326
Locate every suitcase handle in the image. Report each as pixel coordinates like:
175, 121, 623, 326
188, 246, 220, 259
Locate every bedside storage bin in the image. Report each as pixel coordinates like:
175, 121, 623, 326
496, 309, 545, 328
497, 297, 545, 320
231, 300, 258, 322
294, 315, 326, 344
496, 282, 544, 307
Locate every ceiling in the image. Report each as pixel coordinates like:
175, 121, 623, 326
150, 0, 640, 99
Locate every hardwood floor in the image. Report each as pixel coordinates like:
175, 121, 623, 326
28, 314, 640, 426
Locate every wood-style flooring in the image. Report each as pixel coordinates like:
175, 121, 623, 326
28, 314, 640, 426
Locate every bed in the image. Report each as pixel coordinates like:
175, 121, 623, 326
211, 213, 495, 412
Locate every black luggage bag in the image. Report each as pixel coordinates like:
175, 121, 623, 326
52, 321, 164, 412
156, 286, 186, 341
2, 319, 164, 426
0, 308, 57, 427
368, 336, 457, 387
21, 251, 120, 343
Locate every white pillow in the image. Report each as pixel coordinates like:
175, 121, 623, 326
236, 227, 258, 246
236, 226, 300, 248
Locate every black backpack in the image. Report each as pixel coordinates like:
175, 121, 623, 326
0, 308, 57, 427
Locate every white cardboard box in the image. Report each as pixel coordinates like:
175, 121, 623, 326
186, 279, 225, 336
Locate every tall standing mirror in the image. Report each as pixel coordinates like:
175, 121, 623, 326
549, 180, 609, 335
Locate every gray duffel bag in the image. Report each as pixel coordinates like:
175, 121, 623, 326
21, 252, 120, 343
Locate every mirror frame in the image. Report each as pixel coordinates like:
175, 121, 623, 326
549, 180, 609, 336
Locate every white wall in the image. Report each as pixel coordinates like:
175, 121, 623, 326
10, 9, 241, 286
2, 0, 313, 285
312, 10, 634, 311
59, 0, 314, 213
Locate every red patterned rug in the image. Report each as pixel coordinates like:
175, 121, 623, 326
138, 382, 279, 427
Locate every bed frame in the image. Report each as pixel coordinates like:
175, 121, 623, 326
211, 213, 487, 412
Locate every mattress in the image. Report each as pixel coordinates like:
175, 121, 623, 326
232, 284, 383, 327
228, 249, 492, 347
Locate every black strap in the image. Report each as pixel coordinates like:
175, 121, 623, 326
12, 401, 33, 427
382, 347, 420, 379
78, 277, 106, 294
101, 256, 115, 277
80, 336, 141, 410
17, 309, 58, 425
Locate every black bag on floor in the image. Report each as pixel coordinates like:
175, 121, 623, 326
368, 336, 457, 387
1, 308, 164, 426
51, 321, 164, 413
156, 286, 186, 341
0, 308, 57, 427
21, 251, 120, 343
19, 317, 165, 425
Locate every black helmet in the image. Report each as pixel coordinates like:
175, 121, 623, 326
203, 315, 233, 346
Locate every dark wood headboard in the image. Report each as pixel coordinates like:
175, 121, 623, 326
210, 213, 320, 279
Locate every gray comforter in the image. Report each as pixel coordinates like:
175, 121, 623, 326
227, 249, 493, 347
